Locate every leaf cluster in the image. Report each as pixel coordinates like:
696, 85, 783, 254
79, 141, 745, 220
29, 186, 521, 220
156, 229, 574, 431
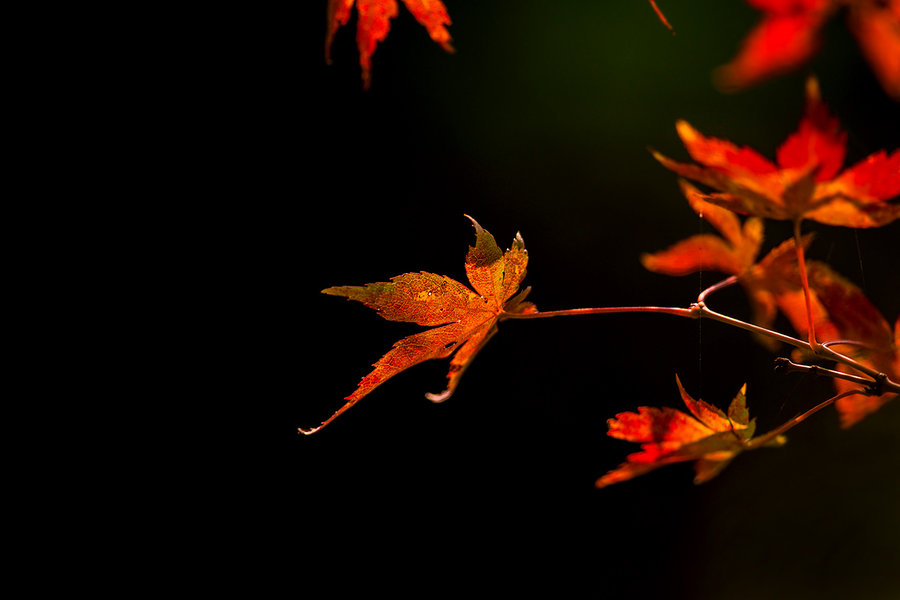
312, 1, 899, 489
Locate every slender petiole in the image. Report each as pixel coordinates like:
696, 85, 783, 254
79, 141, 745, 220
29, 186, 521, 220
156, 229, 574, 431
793, 219, 819, 349
774, 357, 875, 388
501, 282, 900, 394
501, 305, 693, 320
698, 275, 738, 304
746, 389, 866, 449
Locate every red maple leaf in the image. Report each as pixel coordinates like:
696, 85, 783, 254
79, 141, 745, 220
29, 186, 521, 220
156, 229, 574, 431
326, 0, 454, 89
652, 76, 900, 228
596, 376, 785, 487
715, 0, 900, 101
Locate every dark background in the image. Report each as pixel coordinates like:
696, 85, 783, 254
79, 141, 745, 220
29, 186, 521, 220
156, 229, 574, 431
283, 1, 899, 595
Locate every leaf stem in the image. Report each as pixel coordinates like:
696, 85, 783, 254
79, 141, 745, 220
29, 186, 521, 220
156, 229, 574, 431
746, 389, 866, 449
501, 282, 900, 395
773, 357, 875, 388
696, 302, 810, 351
697, 275, 739, 304
501, 306, 694, 320
793, 219, 818, 349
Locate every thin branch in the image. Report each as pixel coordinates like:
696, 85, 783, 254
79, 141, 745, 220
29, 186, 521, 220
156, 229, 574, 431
501, 290, 900, 395
821, 339, 869, 349
774, 357, 876, 388
813, 343, 890, 386
501, 305, 694, 320
697, 275, 739, 304
695, 302, 810, 351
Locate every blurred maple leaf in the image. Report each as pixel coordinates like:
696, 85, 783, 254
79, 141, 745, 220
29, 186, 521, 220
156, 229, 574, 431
302, 216, 536, 434
652, 76, 900, 228
816, 290, 899, 427
325, 0, 454, 89
747, 247, 896, 426
715, 0, 900, 101
596, 376, 785, 487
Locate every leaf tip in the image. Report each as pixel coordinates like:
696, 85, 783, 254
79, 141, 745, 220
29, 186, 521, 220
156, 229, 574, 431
463, 213, 486, 235
513, 230, 525, 250
425, 389, 453, 403
768, 434, 788, 447
675, 120, 698, 143
322, 286, 348, 297
805, 74, 821, 105
648, 148, 667, 164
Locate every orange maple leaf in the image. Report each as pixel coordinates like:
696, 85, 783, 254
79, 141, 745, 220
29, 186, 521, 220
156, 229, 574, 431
641, 179, 764, 278
303, 216, 536, 434
652, 76, 900, 228
325, 0, 454, 89
596, 376, 786, 488
715, 0, 900, 101
642, 179, 834, 350
642, 182, 898, 425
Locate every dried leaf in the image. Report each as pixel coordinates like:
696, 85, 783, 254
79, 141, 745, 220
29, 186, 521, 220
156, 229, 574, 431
303, 216, 535, 434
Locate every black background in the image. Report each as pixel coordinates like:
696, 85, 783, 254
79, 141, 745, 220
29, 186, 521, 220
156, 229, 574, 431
279, 2, 899, 595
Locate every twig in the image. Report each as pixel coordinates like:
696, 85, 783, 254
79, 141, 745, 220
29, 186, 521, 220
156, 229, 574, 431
502, 282, 900, 395
697, 275, 738, 304
501, 305, 693, 320
773, 357, 875, 389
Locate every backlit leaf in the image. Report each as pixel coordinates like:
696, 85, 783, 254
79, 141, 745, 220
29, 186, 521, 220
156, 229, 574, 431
652, 76, 900, 228
596, 376, 784, 488
325, 0, 454, 89
303, 216, 535, 434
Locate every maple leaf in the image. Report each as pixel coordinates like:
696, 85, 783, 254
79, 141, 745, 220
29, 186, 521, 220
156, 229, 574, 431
806, 273, 898, 427
715, 0, 900, 101
641, 179, 826, 350
596, 376, 785, 488
652, 76, 900, 228
302, 216, 536, 434
643, 184, 898, 425
746, 245, 896, 427
831, 315, 898, 427
641, 179, 764, 278
325, 0, 454, 89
